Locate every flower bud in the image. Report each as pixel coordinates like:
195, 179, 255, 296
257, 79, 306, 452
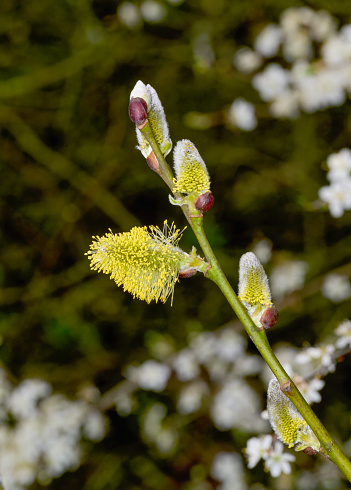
260, 305, 279, 330
194, 191, 214, 212
128, 97, 148, 126
173, 140, 210, 195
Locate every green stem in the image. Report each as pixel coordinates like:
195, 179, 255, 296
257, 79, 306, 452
138, 122, 351, 481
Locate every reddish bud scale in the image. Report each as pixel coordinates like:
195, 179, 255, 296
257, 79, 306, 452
195, 191, 214, 212
179, 268, 198, 278
129, 97, 148, 126
303, 447, 318, 456
260, 306, 279, 330
146, 151, 160, 172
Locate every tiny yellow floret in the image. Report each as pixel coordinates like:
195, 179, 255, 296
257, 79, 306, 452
238, 252, 272, 307
173, 140, 210, 195
86, 222, 186, 304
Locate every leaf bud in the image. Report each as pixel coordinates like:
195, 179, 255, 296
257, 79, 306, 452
128, 97, 148, 126
194, 191, 214, 212
260, 305, 279, 330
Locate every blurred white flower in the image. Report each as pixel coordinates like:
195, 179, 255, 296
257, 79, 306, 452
234, 47, 262, 73
82, 410, 106, 441
140, 0, 166, 22
252, 64, 290, 102
321, 273, 351, 302
7, 379, 51, 419
190, 332, 217, 364
270, 89, 300, 118
254, 24, 282, 57
294, 376, 325, 404
245, 435, 273, 468
142, 403, 177, 454
177, 381, 208, 415
126, 360, 171, 392
228, 98, 257, 131
326, 148, 351, 182
211, 452, 245, 486
310, 10, 336, 41
335, 320, 351, 349
265, 441, 295, 477
291, 61, 345, 113
270, 260, 309, 300
295, 345, 336, 373
322, 34, 351, 66
319, 179, 351, 218
172, 349, 200, 382
211, 379, 265, 432
216, 328, 246, 362
0, 374, 107, 489
252, 239, 272, 264
117, 2, 142, 28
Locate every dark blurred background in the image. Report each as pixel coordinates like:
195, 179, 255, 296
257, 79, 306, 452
1, 0, 351, 488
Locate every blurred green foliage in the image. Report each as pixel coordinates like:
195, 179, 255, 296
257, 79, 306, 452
1, 0, 351, 488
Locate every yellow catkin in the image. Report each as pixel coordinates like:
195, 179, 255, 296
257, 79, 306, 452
86, 222, 186, 304
173, 140, 210, 195
267, 379, 306, 448
238, 252, 272, 306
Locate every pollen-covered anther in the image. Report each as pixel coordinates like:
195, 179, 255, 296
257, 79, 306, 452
195, 191, 215, 212
173, 139, 210, 195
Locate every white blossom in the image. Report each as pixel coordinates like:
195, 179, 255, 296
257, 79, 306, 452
270, 89, 300, 118
177, 381, 208, 415
245, 435, 273, 468
270, 260, 309, 300
252, 239, 272, 264
117, 2, 142, 28
126, 360, 171, 392
172, 349, 200, 381
319, 180, 351, 218
265, 441, 296, 477
326, 148, 351, 182
211, 452, 245, 486
211, 379, 265, 432
234, 48, 262, 73
254, 24, 282, 57
321, 273, 351, 302
228, 98, 257, 131
295, 345, 336, 373
140, 0, 166, 23
295, 376, 325, 404
7, 379, 51, 419
335, 320, 351, 349
252, 64, 290, 102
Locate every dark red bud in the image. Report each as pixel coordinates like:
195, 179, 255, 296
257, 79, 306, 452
194, 191, 214, 212
179, 268, 198, 278
128, 97, 148, 126
260, 306, 279, 330
303, 447, 318, 455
